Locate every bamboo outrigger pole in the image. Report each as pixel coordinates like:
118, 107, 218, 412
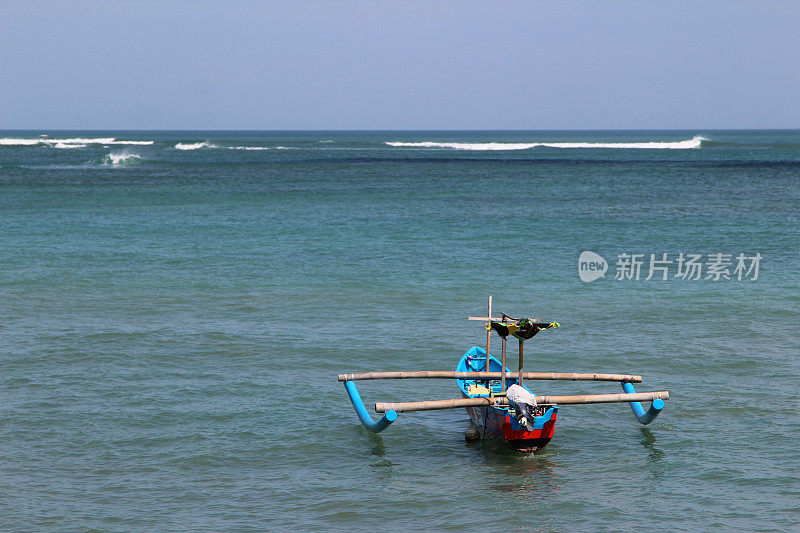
337, 371, 643, 383
375, 390, 670, 413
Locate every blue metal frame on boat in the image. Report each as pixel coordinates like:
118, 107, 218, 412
343, 380, 397, 433
621, 381, 665, 425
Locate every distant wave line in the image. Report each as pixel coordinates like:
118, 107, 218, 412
0, 137, 153, 146
54, 142, 87, 149
385, 136, 707, 150
2, 138, 153, 147
174, 142, 219, 150
228, 146, 297, 150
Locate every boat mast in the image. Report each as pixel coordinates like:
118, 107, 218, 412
485, 295, 492, 377
501, 335, 507, 392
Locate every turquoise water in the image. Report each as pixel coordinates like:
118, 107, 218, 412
1, 130, 798, 531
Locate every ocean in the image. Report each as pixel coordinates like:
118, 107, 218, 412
1, 130, 798, 531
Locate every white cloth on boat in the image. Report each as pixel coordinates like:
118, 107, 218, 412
506, 384, 537, 431
506, 383, 537, 407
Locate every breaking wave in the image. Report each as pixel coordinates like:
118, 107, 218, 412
0, 138, 41, 146
229, 146, 271, 150
174, 142, 218, 150
54, 142, 87, 149
0, 137, 153, 147
228, 145, 296, 150
107, 140, 154, 145
103, 152, 142, 166
386, 136, 707, 150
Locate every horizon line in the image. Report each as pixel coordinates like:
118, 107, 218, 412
1, 128, 799, 132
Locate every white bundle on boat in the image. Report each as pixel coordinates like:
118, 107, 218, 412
506, 383, 537, 431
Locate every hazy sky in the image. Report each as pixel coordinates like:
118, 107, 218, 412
2, 1, 799, 130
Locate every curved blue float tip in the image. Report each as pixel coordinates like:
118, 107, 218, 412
344, 380, 397, 433
622, 381, 665, 425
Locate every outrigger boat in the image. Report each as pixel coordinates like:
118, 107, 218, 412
339, 297, 669, 452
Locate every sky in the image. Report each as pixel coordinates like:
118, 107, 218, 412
2, 1, 800, 130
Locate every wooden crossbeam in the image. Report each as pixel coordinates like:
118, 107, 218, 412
337, 371, 643, 383
375, 391, 670, 413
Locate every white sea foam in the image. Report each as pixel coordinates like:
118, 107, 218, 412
0, 138, 43, 145
49, 138, 153, 145
106, 140, 154, 145
53, 137, 116, 144
104, 152, 142, 166
386, 136, 707, 150
54, 142, 87, 149
0, 137, 153, 146
386, 141, 536, 150
227, 145, 297, 150
174, 142, 218, 150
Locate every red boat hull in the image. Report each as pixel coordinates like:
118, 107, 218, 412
465, 403, 557, 452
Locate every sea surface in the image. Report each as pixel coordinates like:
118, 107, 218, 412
1, 130, 798, 531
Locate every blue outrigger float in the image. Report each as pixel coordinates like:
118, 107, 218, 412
339, 297, 669, 452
